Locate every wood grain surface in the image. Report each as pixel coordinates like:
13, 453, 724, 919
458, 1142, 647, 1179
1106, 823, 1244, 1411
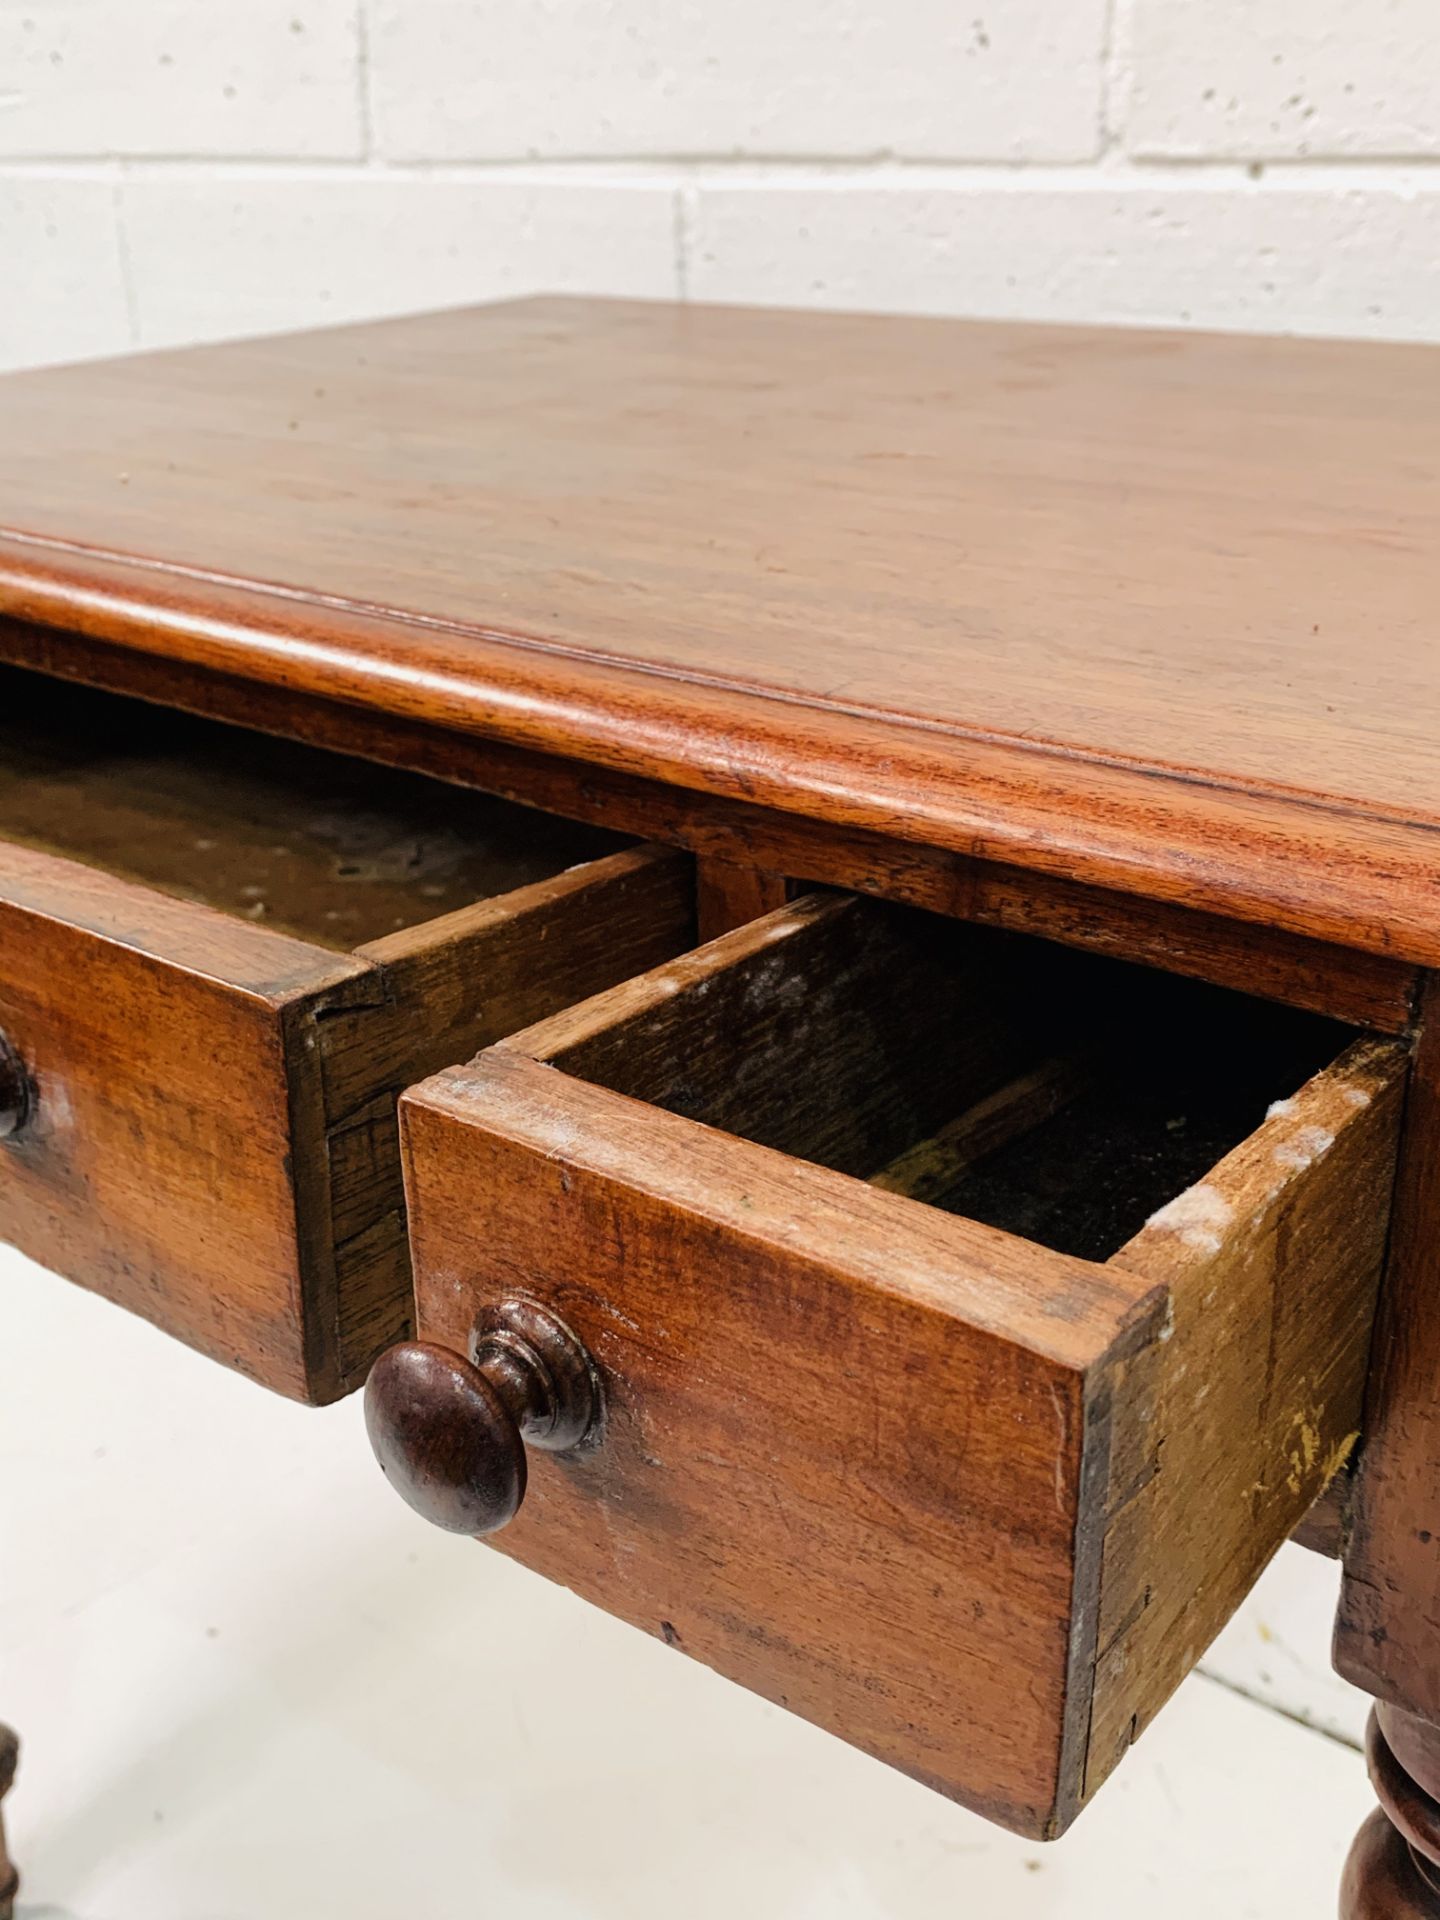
2, 298, 1439, 963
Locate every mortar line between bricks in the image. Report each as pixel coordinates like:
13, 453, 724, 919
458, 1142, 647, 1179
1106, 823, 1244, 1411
671, 186, 693, 301
354, 0, 377, 164
8, 153, 1440, 183
110, 177, 141, 348
1096, 0, 1123, 159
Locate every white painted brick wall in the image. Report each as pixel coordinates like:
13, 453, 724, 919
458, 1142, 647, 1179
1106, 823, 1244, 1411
687, 177, 1440, 338
120, 174, 678, 350
368, 0, 1110, 162
2, 0, 1439, 373
0, 172, 129, 366
0, 0, 365, 158
1126, 0, 1440, 161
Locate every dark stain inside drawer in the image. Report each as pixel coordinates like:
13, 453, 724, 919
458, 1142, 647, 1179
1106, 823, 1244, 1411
894, 962, 1356, 1260
936, 1039, 1327, 1262
542, 895, 1357, 1265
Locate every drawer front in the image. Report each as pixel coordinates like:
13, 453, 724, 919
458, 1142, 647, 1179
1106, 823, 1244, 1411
397, 895, 1405, 1837
0, 842, 364, 1399
0, 825, 693, 1402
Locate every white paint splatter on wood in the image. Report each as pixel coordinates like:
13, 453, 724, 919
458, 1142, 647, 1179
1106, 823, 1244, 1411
1145, 1182, 1233, 1253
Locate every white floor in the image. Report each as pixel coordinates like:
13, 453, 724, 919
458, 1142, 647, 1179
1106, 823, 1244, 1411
1, 1242, 1374, 1919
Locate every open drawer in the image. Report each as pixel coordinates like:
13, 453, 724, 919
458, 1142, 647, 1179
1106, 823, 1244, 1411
0, 665, 694, 1401
395, 892, 1406, 1838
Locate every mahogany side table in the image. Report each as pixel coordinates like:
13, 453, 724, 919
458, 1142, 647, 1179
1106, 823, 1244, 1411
0, 297, 1436, 1911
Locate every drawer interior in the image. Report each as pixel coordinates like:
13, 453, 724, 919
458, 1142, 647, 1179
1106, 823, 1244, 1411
528, 894, 1355, 1260
0, 662, 626, 948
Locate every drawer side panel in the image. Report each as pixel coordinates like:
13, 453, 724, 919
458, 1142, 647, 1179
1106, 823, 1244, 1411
1077, 1035, 1407, 1804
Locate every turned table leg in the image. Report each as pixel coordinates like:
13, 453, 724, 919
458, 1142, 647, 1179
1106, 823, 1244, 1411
0, 1724, 17, 1920
1343, 1705, 1440, 1917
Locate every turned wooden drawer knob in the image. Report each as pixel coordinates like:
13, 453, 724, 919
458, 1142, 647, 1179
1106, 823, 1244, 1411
364, 1297, 601, 1535
0, 1032, 31, 1140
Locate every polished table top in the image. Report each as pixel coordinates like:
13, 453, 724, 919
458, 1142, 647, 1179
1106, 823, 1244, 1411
0, 296, 1435, 960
